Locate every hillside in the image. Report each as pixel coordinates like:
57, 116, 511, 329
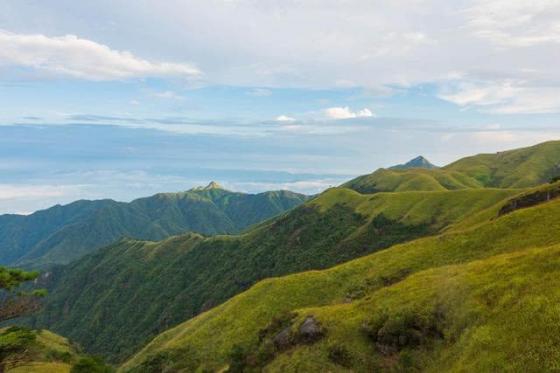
0, 184, 307, 268
0, 327, 110, 372
444, 140, 560, 188
344, 140, 560, 194
122, 184, 560, 372
28, 187, 517, 361
342, 168, 482, 194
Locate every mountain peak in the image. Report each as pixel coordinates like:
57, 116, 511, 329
190, 181, 225, 191
390, 156, 438, 170
204, 181, 223, 190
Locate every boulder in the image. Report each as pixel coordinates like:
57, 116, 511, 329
272, 326, 292, 350
298, 316, 324, 343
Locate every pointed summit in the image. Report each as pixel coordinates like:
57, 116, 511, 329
203, 181, 224, 190
190, 181, 226, 192
390, 156, 439, 170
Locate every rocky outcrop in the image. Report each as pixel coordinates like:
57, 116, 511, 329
499, 184, 560, 216
298, 316, 324, 343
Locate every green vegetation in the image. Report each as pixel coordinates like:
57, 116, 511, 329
0, 184, 307, 268
0, 327, 112, 373
344, 140, 560, 194
11, 140, 560, 371
29, 187, 516, 361
343, 168, 483, 194
121, 193, 560, 372
445, 140, 560, 187
0, 267, 45, 324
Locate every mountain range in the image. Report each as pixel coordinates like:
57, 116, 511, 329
7, 140, 560, 372
0, 183, 308, 268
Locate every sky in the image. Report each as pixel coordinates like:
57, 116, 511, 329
0, 0, 559, 214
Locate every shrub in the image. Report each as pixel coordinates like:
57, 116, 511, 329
327, 344, 353, 368
71, 356, 113, 373
227, 344, 248, 373
363, 308, 444, 354
127, 347, 199, 373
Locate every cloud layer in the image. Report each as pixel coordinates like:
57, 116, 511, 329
0, 30, 200, 80
1, 1, 559, 112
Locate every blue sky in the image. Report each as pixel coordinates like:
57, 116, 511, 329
0, 0, 559, 213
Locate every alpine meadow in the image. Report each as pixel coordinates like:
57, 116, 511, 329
1, 1, 560, 372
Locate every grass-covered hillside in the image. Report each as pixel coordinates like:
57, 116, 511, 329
343, 168, 482, 194
29, 187, 516, 361
345, 140, 560, 193
445, 140, 560, 188
122, 186, 560, 372
0, 183, 307, 268
0, 327, 111, 372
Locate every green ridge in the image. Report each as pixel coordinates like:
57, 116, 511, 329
30, 187, 517, 361
0, 187, 307, 268
121, 190, 560, 372
344, 140, 560, 194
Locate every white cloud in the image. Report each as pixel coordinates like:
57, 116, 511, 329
248, 88, 272, 96
153, 90, 183, 100
275, 115, 296, 122
465, 0, 560, 47
439, 80, 560, 114
325, 107, 374, 120
231, 179, 345, 195
469, 130, 560, 145
0, 184, 84, 201
0, 30, 201, 80
2, 1, 560, 115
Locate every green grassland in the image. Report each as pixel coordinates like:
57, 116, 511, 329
343, 168, 482, 194
29, 186, 518, 362
344, 140, 560, 194
121, 188, 560, 372
445, 140, 560, 187
1, 327, 77, 372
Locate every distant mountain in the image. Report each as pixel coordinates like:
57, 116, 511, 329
389, 155, 439, 170
344, 141, 560, 193
0, 183, 308, 268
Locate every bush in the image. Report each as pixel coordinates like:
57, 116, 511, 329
327, 344, 352, 368
363, 309, 444, 354
71, 356, 113, 373
127, 347, 199, 373
46, 349, 73, 363
0, 326, 36, 355
227, 344, 248, 373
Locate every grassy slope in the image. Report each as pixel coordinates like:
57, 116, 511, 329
1, 328, 78, 373
344, 140, 560, 194
342, 168, 481, 194
30, 187, 516, 362
0, 188, 307, 268
444, 140, 560, 188
121, 193, 560, 372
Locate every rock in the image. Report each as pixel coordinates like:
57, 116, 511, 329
272, 325, 292, 350
298, 316, 324, 343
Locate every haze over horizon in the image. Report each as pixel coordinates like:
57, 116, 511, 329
1, 0, 560, 213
